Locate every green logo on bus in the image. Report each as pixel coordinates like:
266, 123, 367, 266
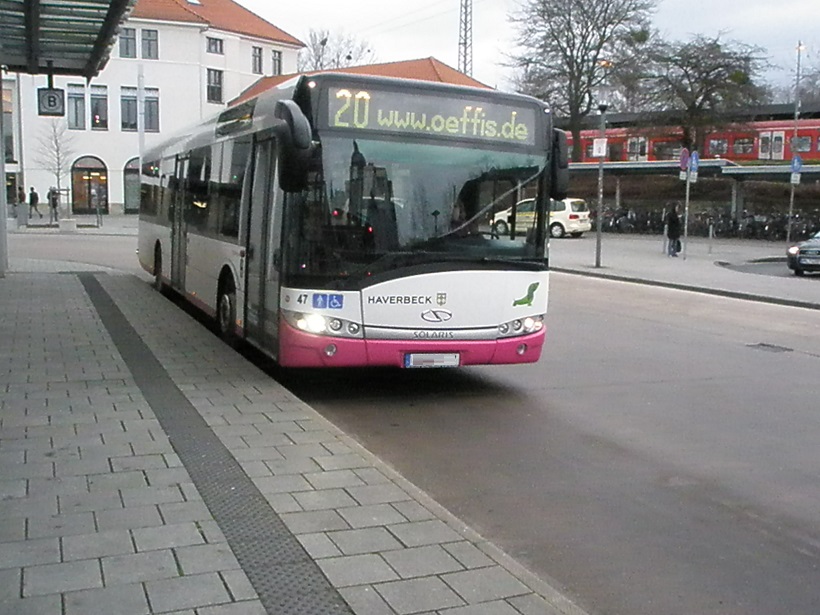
513, 282, 539, 307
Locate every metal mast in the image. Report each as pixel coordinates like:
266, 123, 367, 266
458, 0, 473, 75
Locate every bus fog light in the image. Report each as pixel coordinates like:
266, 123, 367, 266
329, 318, 343, 332
324, 344, 338, 357
512, 319, 523, 332
499, 323, 510, 335
516, 343, 527, 355
347, 322, 360, 335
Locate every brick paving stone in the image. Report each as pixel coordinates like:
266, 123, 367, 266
437, 599, 521, 614
144, 572, 232, 612
390, 501, 436, 522
157, 500, 212, 524
382, 545, 464, 579
217, 570, 258, 602
58, 491, 122, 514
175, 543, 239, 575
64, 582, 149, 615
388, 520, 464, 548
121, 485, 185, 507
295, 532, 343, 559
375, 577, 464, 614
303, 469, 365, 490
102, 549, 179, 585
0, 568, 21, 601
292, 488, 358, 511
133, 522, 206, 551
0, 538, 60, 569
338, 503, 408, 530
441, 567, 529, 604
62, 528, 134, 561
442, 543, 495, 570
338, 585, 395, 615
96, 505, 163, 531
347, 483, 411, 506
26, 512, 96, 539
279, 510, 350, 535
23, 558, 102, 596
0, 593, 61, 615
316, 554, 399, 587
87, 470, 147, 492
327, 527, 405, 556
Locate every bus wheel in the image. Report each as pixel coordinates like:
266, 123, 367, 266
217, 281, 239, 347
153, 246, 164, 292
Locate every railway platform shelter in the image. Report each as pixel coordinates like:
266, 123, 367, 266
0, 0, 136, 277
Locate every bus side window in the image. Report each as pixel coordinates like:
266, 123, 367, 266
186, 146, 211, 231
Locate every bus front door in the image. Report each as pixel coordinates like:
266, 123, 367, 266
170, 157, 188, 290
244, 138, 281, 351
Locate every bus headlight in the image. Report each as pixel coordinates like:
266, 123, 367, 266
498, 315, 544, 338
281, 310, 364, 338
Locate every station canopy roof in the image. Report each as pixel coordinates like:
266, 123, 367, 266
0, 0, 136, 80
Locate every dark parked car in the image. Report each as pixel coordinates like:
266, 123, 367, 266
787, 230, 820, 276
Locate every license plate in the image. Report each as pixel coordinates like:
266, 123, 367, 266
799, 257, 820, 265
404, 353, 460, 368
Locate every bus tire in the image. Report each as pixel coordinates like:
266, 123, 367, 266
217, 277, 239, 347
153, 244, 165, 292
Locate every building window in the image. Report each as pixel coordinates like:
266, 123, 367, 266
119, 28, 136, 58
271, 50, 282, 76
145, 88, 160, 132
121, 87, 138, 131
3, 86, 13, 163
67, 85, 86, 130
252, 46, 263, 74
207, 69, 223, 103
207, 37, 224, 54
142, 29, 159, 59
90, 85, 108, 130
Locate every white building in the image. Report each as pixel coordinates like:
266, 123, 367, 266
4, 0, 303, 215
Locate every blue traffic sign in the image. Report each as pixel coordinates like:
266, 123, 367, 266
791, 155, 803, 173
689, 151, 700, 172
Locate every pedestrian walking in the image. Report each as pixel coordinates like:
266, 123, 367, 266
666, 202, 682, 257
17, 186, 25, 207
29, 187, 43, 219
47, 187, 60, 224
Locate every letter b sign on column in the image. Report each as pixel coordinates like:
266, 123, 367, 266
38, 88, 65, 117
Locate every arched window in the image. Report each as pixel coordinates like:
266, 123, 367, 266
71, 156, 108, 214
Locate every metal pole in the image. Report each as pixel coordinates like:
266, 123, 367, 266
595, 103, 607, 268
787, 41, 803, 244
683, 165, 691, 260
0, 78, 8, 278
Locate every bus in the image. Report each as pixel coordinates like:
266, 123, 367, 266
138, 73, 568, 368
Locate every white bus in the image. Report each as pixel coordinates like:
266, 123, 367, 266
138, 73, 568, 368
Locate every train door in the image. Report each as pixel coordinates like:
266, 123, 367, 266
759, 131, 786, 161
627, 137, 648, 161
244, 137, 282, 351
170, 156, 188, 289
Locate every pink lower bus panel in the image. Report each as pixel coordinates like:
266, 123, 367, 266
277, 320, 546, 368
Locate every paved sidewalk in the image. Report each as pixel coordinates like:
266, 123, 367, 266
0, 267, 575, 615
1, 226, 816, 615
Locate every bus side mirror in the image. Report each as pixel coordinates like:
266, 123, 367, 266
550, 129, 569, 200
275, 100, 313, 192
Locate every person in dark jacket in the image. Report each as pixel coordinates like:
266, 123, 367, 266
666, 202, 682, 257
29, 187, 43, 219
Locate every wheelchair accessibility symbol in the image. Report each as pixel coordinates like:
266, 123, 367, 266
312, 294, 344, 310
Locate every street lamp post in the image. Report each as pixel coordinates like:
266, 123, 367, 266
595, 102, 607, 268
787, 41, 805, 244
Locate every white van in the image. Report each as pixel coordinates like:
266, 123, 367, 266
491, 198, 592, 238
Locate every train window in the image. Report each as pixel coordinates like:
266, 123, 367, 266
733, 138, 754, 155
708, 139, 728, 155
792, 136, 811, 153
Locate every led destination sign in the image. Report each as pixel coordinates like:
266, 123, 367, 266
327, 87, 537, 146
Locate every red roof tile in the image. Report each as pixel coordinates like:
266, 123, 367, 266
231, 57, 491, 105
131, 0, 303, 47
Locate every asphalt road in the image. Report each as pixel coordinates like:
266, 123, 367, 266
11, 234, 820, 615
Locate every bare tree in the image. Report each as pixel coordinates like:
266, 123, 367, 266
297, 29, 376, 71
32, 119, 75, 195
510, 0, 657, 160
645, 34, 769, 150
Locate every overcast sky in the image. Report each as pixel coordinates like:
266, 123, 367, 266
240, 0, 819, 92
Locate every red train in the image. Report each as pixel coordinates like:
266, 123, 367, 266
567, 104, 820, 164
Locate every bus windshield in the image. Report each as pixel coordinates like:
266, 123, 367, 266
281, 136, 548, 289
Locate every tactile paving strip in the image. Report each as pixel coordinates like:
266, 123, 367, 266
79, 274, 354, 615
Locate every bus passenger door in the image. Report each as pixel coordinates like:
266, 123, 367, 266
170, 156, 188, 289
244, 138, 281, 350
